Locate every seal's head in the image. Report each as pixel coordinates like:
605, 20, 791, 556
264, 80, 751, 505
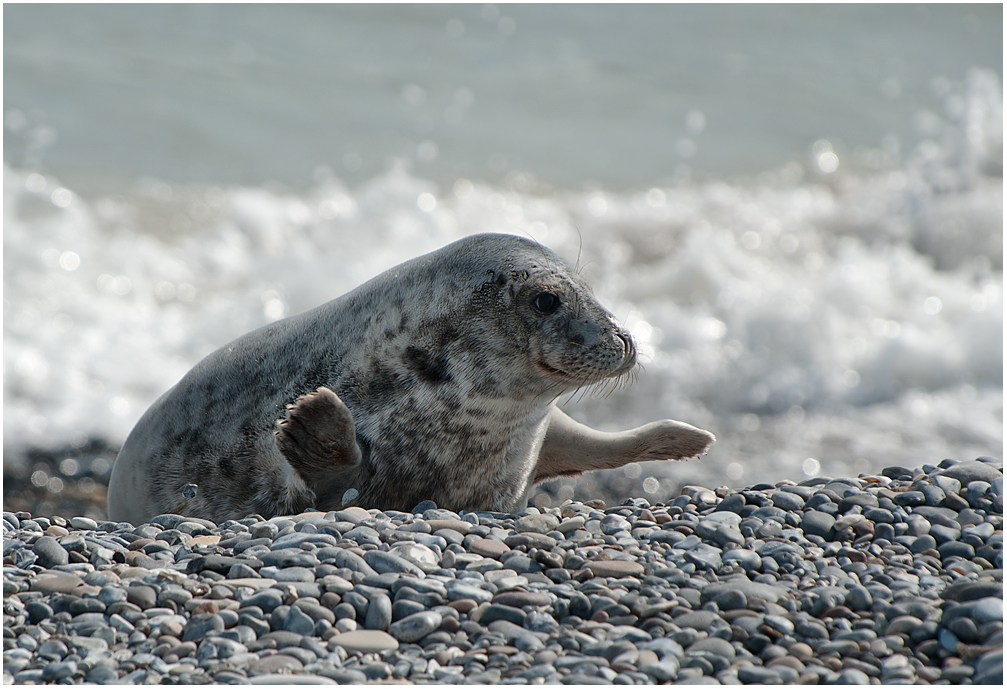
398, 234, 637, 401
504, 248, 636, 387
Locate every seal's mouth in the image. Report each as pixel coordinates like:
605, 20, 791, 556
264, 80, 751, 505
537, 331, 637, 381
537, 361, 573, 378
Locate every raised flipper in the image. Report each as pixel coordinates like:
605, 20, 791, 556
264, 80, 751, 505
275, 386, 361, 483
535, 407, 714, 482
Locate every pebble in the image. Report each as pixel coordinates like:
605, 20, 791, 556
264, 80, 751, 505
387, 610, 442, 642
2, 454, 1001, 685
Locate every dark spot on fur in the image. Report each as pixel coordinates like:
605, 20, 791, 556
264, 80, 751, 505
366, 362, 398, 404
219, 456, 235, 481
435, 325, 458, 349
405, 345, 452, 385
384, 328, 397, 340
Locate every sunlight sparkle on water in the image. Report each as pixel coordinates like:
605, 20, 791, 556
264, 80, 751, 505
26, 173, 46, 193
417, 193, 437, 212
59, 251, 80, 271
51, 188, 73, 207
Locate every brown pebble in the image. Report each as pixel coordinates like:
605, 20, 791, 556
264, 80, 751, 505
159, 635, 181, 649
153, 643, 174, 657
788, 642, 813, 660
320, 592, 342, 609
768, 655, 806, 672
636, 650, 660, 667
159, 620, 184, 638
584, 559, 645, 578
448, 599, 478, 615
192, 600, 220, 616
128, 538, 155, 551
117, 567, 150, 580
535, 650, 558, 665
248, 653, 304, 674
186, 535, 221, 547
487, 645, 518, 656
208, 585, 234, 600
124, 551, 160, 569
425, 519, 472, 535
469, 538, 511, 560
30, 573, 84, 594
173, 641, 198, 658
127, 585, 157, 610
590, 610, 609, 623
75, 584, 102, 597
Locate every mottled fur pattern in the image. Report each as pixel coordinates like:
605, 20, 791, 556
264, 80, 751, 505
107, 234, 714, 524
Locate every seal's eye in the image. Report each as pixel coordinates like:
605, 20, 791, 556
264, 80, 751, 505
532, 292, 561, 314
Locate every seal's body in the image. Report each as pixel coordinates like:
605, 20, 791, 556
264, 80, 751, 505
108, 234, 713, 524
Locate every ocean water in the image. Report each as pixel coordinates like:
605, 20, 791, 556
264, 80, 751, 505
3, 4, 1003, 509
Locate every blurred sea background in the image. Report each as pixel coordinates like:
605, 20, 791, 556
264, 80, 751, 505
3, 4, 1002, 519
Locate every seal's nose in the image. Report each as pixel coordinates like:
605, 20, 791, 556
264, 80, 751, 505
616, 331, 637, 367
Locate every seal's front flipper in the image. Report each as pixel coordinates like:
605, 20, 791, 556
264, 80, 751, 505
535, 407, 714, 482
275, 387, 361, 482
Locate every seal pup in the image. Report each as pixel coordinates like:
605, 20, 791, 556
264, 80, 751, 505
107, 233, 714, 524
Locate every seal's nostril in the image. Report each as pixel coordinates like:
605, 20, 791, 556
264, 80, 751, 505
616, 332, 636, 363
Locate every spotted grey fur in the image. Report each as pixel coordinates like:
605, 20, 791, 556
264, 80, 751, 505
107, 234, 714, 523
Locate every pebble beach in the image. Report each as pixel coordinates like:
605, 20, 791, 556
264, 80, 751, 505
3, 457, 1002, 685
